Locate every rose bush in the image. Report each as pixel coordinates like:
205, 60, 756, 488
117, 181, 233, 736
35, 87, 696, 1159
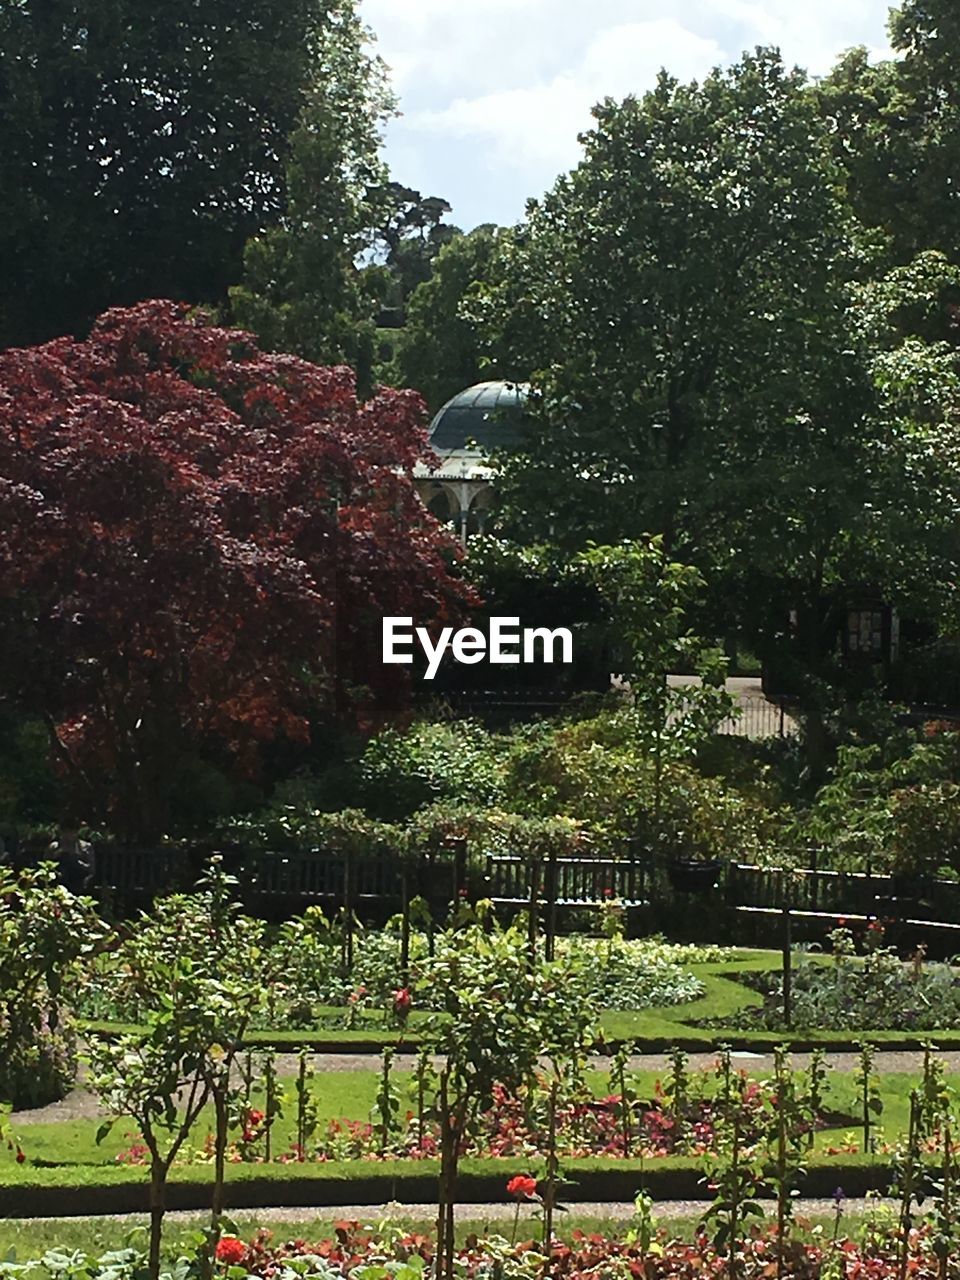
0, 863, 106, 1107
76, 918, 723, 1027
17, 1218, 959, 1280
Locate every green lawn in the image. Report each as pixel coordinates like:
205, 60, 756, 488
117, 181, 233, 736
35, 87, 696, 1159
0, 1205, 905, 1262
6, 1070, 382, 1166
7, 945, 957, 1213
82, 948, 960, 1051
0, 1063, 936, 1177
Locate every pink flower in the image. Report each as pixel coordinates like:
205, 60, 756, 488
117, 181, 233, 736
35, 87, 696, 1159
393, 987, 412, 1016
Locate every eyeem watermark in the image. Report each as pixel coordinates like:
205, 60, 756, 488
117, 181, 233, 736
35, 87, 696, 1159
383, 617, 573, 681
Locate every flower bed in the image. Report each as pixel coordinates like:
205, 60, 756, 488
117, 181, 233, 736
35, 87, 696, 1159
714, 924, 960, 1032
105, 1057, 851, 1168
15, 1218, 958, 1280
77, 929, 726, 1030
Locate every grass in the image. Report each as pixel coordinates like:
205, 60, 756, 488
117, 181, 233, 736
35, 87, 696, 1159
74, 949, 789, 1050
7, 944, 959, 1212
604, 952, 960, 1049
0, 1206, 907, 1263
0, 1063, 939, 1182
0, 1212, 679, 1261
6, 1071, 382, 1166
82, 947, 960, 1051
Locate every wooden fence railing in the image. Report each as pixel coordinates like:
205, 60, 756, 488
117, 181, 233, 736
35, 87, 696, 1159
86, 843, 960, 931
725, 862, 960, 924
482, 854, 648, 905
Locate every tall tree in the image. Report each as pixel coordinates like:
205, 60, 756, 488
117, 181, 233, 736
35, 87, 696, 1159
0, 300, 470, 837
229, 1, 395, 390
471, 50, 865, 558
0, 0, 363, 349
888, 0, 960, 260
470, 49, 960, 775
394, 225, 502, 411
816, 1, 960, 266
375, 184, 462, 322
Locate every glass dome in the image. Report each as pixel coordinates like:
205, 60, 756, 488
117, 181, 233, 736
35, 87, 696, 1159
427, 381, 529, 454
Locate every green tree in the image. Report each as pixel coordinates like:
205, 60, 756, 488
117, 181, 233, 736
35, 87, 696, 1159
0, 864, 106, 1109
813, 50, 915, 268
87, 862, 282, 1279
229, 0, 395, 391
376, 183, 462, 319
471, 49, 960, 776
575, 540, 736, 825
886, 0, 960, 261
471, 50, 864, 557
0, 0, 352, 349
421, 915, 593, 1280
816, 2, 960, 266
394, 225, 503, 411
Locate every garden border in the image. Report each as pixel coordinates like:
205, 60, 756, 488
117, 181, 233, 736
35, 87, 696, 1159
0, 1155, 896, 1218
78, 952, 960, 1055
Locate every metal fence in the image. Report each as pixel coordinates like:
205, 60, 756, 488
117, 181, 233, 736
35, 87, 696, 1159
716, 698, 798, 740
483, 853, 648, 906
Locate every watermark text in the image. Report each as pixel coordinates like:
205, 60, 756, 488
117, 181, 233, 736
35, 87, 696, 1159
382, 617, 573, 680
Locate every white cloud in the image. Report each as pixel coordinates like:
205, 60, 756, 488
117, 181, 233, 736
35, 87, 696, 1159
364, 0, 560, 98
704, 0, 894, 74
360, 0, 895, 226
408, 20, 724, 171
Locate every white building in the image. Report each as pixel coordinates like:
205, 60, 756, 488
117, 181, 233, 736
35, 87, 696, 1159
413, 380, 528, 544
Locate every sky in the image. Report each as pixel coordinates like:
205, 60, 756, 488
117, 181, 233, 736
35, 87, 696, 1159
360, 0, 897, 231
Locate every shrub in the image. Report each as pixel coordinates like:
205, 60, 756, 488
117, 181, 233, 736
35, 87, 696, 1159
356, 720, 507, 821
219, 807, 401, 858
729, 928, 960, 1032
798, 735, 960, 873
888, 781, 960, 878
0, 1013, 77, 1110
0, 864, 106, 1108
502, 708, 782, 860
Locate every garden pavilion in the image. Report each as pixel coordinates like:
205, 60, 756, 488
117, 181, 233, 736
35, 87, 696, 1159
413, 380, 528, 544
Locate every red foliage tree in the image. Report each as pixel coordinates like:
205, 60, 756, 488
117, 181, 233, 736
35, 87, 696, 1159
0, 300, 471, 837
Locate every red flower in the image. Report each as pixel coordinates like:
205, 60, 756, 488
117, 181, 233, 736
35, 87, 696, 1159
215, 1236, 246, 1265
15, 1148, 25, 1164
507, 1174, 537, 1199
246, 1108, 265, 1126
393, 987, 412, 1014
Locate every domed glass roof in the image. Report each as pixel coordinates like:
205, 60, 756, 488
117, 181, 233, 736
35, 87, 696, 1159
428, 381, 529, 454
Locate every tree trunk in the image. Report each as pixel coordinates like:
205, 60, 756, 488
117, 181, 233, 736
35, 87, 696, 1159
801, 701, 830, 789
543, 1078, 558, 1249
444, 1143, 458, 1280
148, 1163, 166, 1280
436, 1072, 451, 1280
211, 1086, 229, 1239
435, 1073, 463, 1280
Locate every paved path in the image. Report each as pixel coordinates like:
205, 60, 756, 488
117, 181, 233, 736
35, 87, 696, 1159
666, 675, 798, 739
231, 1049, 960, 1075
16, 1199, 893, 1227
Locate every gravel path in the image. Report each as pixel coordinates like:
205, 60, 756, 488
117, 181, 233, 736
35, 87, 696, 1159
12, 1047, 960, 1126
17, 1198, 894, 1227
255, 1049, 960, 1075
